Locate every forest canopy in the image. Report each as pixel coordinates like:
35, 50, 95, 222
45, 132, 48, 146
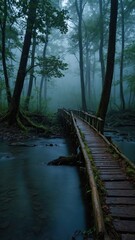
0, 0, 68, 126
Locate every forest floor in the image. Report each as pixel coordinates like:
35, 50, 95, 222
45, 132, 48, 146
105, 110, 135, 140
106, 110, 135, 128
0, 110, 135, 142
0, 113, 63, 142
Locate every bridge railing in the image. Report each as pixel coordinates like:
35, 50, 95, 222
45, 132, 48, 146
58, 108, 106, 238
72, 110, 104, 134
58, 108, 71, 123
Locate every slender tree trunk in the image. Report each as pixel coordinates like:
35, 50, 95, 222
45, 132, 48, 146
99, 0, 105, 87
85, 39, 91, 108
75, 0, 87, 111
128, 87, 132, 108
8, 0, 38, 125
24, 29, 36, 111
0, 88, 1, 98
97, 0, 118, 129
119, 0, 125, 110
86, 39, 90, 96
0, 0, 11, 105
39, 76, 44, 110
39, 31, 49, 110
44, 77, 47, 101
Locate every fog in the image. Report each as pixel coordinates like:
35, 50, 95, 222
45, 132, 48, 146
47, 54, 81, 112
0, 0, 135, 115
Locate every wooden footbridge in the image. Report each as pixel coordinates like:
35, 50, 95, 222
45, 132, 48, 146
59, 109, 135, 240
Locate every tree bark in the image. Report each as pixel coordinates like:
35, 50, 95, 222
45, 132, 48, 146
75, 0, 87, 111
99, 0, 105, 87
97, 0, 118, 128
39, 31, 49, 110
24, 29, 37, 111
0, 0, 12, 105
119, 0, 125, 110
8, 0, 38, 124
85, 38, 91, 108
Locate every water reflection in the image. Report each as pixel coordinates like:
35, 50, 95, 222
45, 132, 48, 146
0, 138, 89, 240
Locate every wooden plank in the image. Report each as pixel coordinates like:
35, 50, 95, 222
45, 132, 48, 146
106, 197, 135, 205
92, 156, 114, 159
101, 174, 126, 181
87, 144, 106, 148
113, 219, 135, 233
95, 162, 119, 167
96, 165, 120, 170
94, 160, 118, 164
100, 171, 122, 175
97, 166, 120, 170
89, 149, 108, 152
106, 189, 135, 197
91, 152, 110, 155
104, 181, 134, 189
85, 135, 100, 139
110, 205, 135, 218
90, 146, 108, 149
94, 160, 116, 163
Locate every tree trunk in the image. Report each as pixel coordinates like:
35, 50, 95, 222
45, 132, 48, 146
44, 77, 47, 102
97, 0, 118, 129
8, 0, 38, 125
85, 38, 91, 109
99, 0, 105, 87
24, 29, 36, 111
85, 39, 89, 95
1, 0, 12, 106
75, 0, 87, 111
119, 0, 125, 110
39, 76, 44, 110
39, 32, 49, 110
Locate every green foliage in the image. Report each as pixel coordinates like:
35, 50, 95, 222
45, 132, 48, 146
37, 56, 68, 78
0, 0, 69, 63
126, 75, 135, 92
124, 43, 135, 64
126, 166, 135, 177
0, 0, 69, 114
0, 78, 5, 90
35, 0, 68, 35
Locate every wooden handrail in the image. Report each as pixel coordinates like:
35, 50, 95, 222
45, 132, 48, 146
72, 110, 104, 134
58, 109, 135, 239
59, 109, 109, 239
70, 112, 108, 239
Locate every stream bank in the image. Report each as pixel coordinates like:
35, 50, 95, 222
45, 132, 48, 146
104, 110, 135, 163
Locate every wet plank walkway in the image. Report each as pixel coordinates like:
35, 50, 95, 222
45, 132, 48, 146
75, 115, 135, 240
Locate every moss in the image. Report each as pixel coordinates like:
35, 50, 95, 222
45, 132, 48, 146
78, 128, 120, 238
126, 166, 135, 178
17, 115, 28, 131
83, 142, 106, 198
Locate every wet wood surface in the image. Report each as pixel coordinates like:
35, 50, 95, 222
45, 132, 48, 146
75, 116, 135, 239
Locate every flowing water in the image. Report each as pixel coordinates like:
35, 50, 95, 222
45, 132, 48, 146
0, 138, 91, 240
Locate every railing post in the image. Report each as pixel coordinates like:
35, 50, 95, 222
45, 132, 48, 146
99, 119, 104, 134
69, 109, 104, 134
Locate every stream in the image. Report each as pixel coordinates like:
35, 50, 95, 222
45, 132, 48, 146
1, 128, 134, 240
0, 137, 92, 240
